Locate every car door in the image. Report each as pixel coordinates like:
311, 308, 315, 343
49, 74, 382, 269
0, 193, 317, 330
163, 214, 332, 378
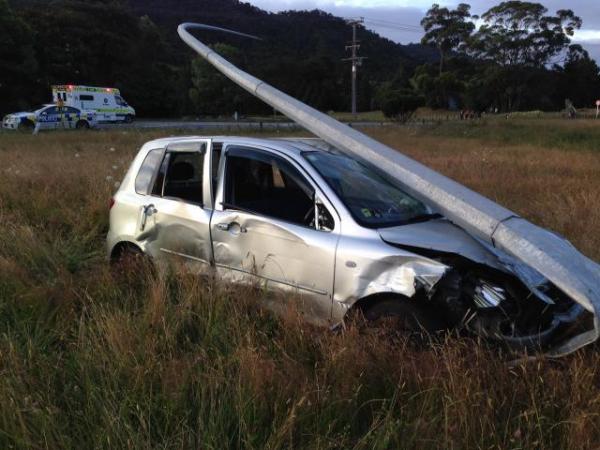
138, 139, 214, 273
37, 107, 58, 130
210, 145, 340, 324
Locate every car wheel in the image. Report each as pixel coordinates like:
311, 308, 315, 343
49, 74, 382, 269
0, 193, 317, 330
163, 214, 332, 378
111, 245, 154, 279
75, 120, 90, 130
124, 115, 134, 123
361, 298, 442, 336
18, 120, 34, 132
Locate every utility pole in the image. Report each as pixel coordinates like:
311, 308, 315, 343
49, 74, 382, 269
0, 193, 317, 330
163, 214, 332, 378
343, 18, 365, 116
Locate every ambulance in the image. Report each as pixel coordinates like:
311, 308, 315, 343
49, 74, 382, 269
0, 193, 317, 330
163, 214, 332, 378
52, 85, 136, 123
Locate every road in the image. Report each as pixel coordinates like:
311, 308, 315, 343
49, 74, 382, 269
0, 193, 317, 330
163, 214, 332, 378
98, 119, 392, 131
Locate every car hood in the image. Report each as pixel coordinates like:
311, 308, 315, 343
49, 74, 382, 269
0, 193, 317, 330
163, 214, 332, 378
6, 112, 31, 119
378, 218, 503, 269
378, 218, 554, 301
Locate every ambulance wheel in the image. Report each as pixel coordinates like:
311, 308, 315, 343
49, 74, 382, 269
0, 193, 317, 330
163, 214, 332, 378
124, 115, 134, 123
76, 120, 90, 130
18, 120, 34, 132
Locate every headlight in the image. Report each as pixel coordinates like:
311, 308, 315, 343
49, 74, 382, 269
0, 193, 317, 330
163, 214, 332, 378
473, 281, 506, 308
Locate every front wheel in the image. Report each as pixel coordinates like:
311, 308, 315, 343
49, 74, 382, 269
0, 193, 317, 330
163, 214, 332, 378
361, 298, 443, 336
76, 120, 90, 130
124, 115, 134, 124
18, 120, 34, 132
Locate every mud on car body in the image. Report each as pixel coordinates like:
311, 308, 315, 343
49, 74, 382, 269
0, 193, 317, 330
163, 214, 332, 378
107, 136, 593, 355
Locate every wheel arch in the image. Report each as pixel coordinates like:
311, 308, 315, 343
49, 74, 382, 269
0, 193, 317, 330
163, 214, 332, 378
110, 240, 144, 262
344, 291, 419, 321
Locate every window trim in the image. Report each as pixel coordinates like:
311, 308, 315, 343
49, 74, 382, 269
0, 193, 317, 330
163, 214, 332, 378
135, 147, 165, 195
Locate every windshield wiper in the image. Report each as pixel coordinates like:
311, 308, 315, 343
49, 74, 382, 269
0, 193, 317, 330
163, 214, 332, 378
401, 213, 443, 225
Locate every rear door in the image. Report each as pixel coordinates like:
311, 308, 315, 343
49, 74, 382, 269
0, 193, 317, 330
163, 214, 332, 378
210, 145, 340, 324
138, 139, 214, 272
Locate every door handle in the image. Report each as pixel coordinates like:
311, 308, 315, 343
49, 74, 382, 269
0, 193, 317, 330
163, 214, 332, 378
216, 222, 231, 231
140, 204, 157, 231
216, 222, 247, 234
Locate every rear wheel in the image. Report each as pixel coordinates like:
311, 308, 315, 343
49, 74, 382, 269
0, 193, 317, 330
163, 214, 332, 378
75, 120, 90, 130
111, 245, 153, 279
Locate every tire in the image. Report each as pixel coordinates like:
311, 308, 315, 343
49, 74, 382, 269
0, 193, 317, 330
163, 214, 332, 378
361, 298, 443, 336
75, 120, 90, 130
18, 120, 34, 132
111, 245, 153, 279
124, 115, 134, 124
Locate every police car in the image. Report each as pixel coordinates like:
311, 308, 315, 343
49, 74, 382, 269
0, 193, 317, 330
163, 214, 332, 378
2, 104, 97, 131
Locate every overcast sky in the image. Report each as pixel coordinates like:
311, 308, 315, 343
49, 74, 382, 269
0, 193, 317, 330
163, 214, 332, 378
246, 0, 600, 62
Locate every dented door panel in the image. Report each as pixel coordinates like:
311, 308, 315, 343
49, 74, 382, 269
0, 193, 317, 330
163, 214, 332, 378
211, 209, 339, 324
142, 198, 213, 272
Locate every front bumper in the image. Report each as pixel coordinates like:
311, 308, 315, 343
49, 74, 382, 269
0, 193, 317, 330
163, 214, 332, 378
2, 119, 19, 130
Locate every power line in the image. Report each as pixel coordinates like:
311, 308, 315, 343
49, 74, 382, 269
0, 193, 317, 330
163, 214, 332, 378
363, 19, 423, 33
342, 18, 366, 115
362, 17, 422, 30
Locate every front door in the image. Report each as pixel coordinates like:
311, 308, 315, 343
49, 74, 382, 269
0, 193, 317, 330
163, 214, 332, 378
210, 145, 340, 324
139, 139, 214, 273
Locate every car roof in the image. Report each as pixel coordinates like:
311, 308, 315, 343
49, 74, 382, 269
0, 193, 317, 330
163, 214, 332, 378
141, 136, 335, 158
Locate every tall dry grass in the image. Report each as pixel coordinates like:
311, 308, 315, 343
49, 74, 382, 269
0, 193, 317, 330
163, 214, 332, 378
0, 123, 599, 449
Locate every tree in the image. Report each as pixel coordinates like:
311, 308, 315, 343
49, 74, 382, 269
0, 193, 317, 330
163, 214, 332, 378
469, 2, 582, 67
189, 43, 251, 116
411, 65, 465, 109
465, 2, 582, 111
557, 45, 600, 108
376, 84, 424, 121
0, 0, 37, 114
420, 3, 475, 75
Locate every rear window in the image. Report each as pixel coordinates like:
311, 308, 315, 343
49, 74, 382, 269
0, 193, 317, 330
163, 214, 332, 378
135, 149, 164, 195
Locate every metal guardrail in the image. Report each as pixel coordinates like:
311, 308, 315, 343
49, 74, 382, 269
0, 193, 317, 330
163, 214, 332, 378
178, 22, 600, 356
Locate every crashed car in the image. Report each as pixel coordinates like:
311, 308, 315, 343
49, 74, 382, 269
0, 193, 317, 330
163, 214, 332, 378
2, 104, 96, 131
107, 136, 593, 353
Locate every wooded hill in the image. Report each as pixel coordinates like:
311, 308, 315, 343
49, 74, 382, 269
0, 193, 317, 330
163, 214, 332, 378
2, 0, 599, 117
3, 0, 429, 116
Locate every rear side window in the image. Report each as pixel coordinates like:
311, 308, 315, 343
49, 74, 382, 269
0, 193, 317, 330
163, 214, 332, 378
80, 94, 94, 101
162, 152, 204, 205
135, 149, 164, 195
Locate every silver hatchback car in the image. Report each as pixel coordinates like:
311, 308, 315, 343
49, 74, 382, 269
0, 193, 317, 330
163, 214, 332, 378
107, 136, 591, 352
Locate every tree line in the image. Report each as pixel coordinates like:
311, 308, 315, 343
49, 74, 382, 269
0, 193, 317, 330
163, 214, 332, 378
1, 0, 598, 118
380, 2, 600, 117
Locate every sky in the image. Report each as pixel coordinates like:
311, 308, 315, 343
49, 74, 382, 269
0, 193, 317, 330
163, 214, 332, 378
246, 0, 600, 62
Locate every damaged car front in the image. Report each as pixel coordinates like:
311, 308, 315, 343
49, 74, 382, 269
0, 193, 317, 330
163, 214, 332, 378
305, 148, 594, 355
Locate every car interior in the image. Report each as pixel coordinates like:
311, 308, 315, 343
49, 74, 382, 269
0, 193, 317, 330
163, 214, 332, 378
225, 154, 315, 226
162, 152, 204, 204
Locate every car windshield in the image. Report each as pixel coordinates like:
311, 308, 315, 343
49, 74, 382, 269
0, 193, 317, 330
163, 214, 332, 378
303, 151, 432, 228
27, 105, 46, 113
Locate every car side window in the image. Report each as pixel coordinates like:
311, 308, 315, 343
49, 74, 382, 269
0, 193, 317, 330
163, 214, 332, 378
224, 147, 315, 227
135, 149, 164, 195
162, 152, 204, 205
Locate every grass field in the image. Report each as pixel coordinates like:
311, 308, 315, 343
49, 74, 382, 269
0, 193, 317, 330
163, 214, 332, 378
1, 120, 600, 449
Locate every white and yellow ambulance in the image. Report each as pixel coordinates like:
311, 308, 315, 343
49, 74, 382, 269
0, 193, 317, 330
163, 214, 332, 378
52, 85, 136, 123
